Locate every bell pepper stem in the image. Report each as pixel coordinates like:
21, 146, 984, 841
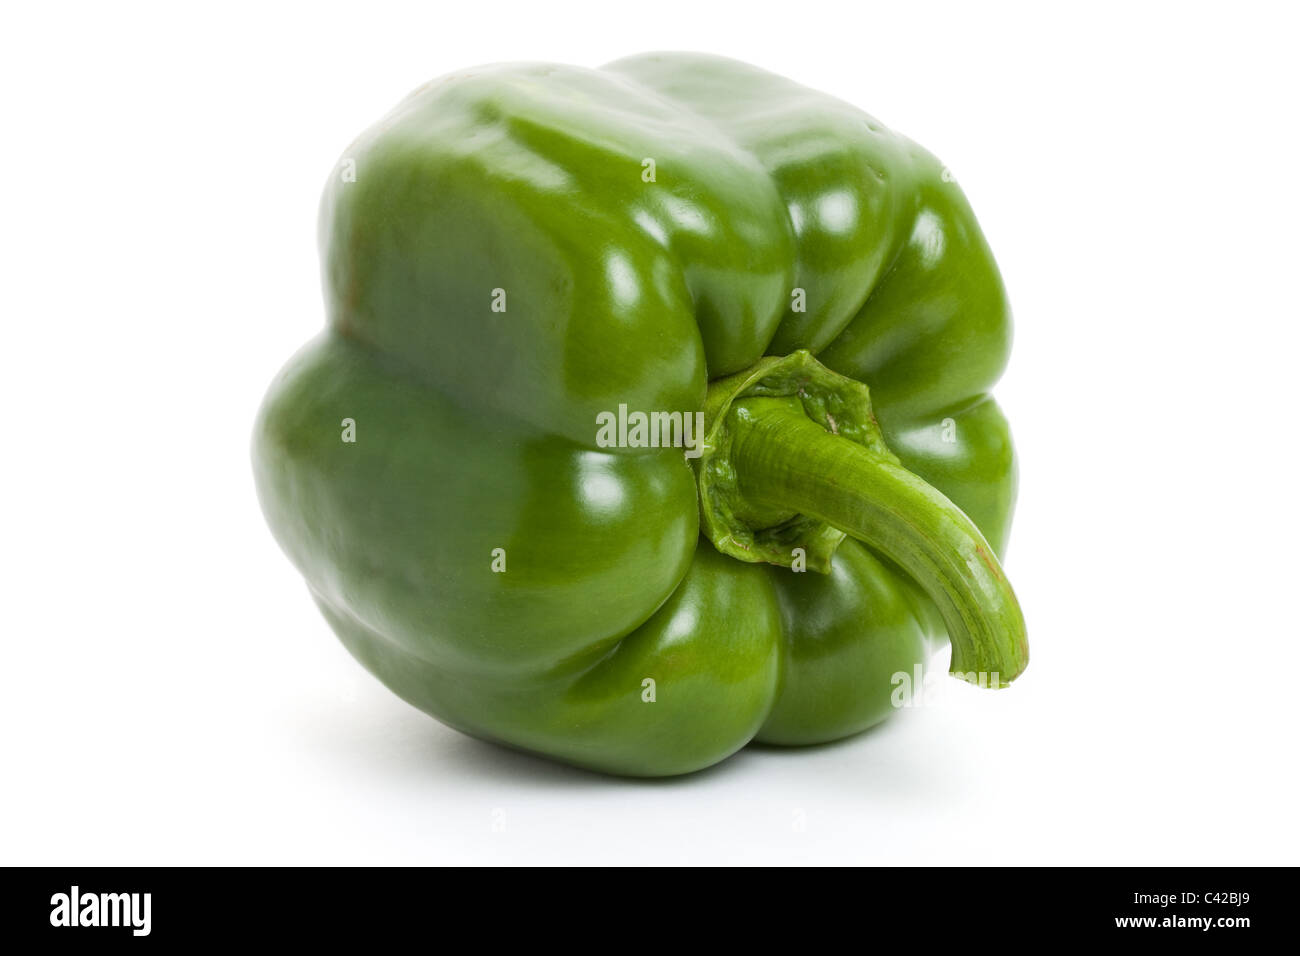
726, 396, 1028, 685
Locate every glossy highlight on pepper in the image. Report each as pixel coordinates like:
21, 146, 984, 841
253, 53, 1027, 776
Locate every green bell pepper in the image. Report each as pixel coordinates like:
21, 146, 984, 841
253, 53, 1028, 776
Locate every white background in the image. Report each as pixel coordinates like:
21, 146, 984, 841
3, 1, 1297, 865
